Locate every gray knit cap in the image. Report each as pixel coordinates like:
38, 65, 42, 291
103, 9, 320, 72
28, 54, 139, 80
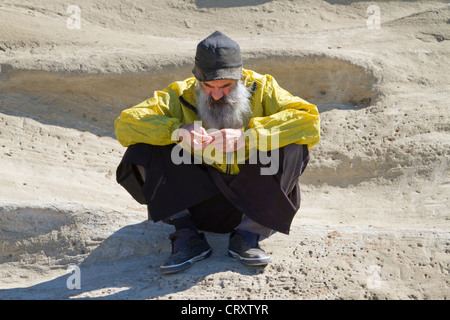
192, 31, 243, 81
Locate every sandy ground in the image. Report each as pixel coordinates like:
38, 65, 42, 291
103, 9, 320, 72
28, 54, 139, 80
0, 0, 449, 300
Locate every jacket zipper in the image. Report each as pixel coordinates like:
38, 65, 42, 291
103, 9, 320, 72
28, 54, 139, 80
226, 152, 232, 175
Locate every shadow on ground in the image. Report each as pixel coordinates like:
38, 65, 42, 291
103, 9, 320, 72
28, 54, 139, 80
0, 219, 266, 300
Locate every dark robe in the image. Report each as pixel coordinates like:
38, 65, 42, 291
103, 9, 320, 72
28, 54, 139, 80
116, 143, 309, 234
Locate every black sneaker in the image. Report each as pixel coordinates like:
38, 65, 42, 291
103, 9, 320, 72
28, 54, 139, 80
160, 230, 212, 274
228, 230, 270, 266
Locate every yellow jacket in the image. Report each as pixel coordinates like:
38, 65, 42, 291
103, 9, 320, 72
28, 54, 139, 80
114, 69, 320, 175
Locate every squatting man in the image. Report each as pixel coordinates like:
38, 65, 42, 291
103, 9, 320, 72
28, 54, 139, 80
114, 31, 320, 274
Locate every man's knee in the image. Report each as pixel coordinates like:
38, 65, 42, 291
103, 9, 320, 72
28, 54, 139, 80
282, 144, 309, 169
279, 144, 309, 193
283, 144, 308, 160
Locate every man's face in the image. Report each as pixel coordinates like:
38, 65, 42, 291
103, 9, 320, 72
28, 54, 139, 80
200, 79, 238, 101
196, 79, 252, 130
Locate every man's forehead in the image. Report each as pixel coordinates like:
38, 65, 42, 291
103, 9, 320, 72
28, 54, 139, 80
201, 79, 237, 88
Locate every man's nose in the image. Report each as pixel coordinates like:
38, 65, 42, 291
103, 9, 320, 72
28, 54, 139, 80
211, 88, 224, 101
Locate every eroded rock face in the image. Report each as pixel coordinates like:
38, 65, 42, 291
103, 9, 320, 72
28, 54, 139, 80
0, 54, 377, 136
0, 0, 449, 300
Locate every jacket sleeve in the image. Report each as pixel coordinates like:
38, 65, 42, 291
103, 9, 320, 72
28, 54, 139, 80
114, 84, 184, 147
248, 75, 320, 151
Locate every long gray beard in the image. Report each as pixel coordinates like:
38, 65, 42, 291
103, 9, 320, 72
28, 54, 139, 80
196, 81, 252, 130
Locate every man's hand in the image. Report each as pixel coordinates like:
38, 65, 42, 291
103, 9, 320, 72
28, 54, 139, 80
177, 124, 246, 153
209, 128, 246, 153
177, 123, 214, 151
